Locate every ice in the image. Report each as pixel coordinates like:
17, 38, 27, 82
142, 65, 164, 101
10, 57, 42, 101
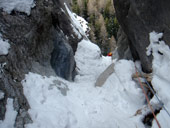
0, 90, 4, 100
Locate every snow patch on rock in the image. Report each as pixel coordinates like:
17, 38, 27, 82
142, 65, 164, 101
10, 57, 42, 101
64, 3, 89, 38
0, 35, 10, 55
0, 0, 35, 15
0, 98, 17, 128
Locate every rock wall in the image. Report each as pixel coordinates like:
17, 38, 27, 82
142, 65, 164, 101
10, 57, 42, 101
115, 27, 133, 60
114, 0, 170, 72
0, 0, 81, 127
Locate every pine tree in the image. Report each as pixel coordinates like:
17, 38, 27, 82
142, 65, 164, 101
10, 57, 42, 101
71, 0, 119, 54
83, 0, 88, 20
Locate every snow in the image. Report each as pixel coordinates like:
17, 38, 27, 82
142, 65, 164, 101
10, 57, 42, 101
22, 38, 146, 128
0, 0, 35, 15
0, 98, 17, 128
64, 3, 89, 38
146, 31, 170, 128
75, 39, 112, 80
0, 35, 10, 55
74, 14, 90, 35
0, 3, 169, 127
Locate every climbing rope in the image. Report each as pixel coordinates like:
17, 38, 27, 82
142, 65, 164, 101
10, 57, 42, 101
135, 66, 161, 128
135, 66, 170, 118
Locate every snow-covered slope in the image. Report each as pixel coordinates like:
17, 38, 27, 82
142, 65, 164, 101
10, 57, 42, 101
21, 6, 170, 128
22, 39, 146, 128
1, 3, 170, 128
21, 32, 170, 127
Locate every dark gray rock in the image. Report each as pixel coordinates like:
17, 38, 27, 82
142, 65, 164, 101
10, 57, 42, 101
114, 0, 170, 73
51, 32, 76, 81
116, 27, 133, 60
0, 0, 81, 127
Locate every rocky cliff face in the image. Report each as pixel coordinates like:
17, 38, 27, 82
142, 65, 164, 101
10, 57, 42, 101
0, 0, 81, 127
114, 0, 170, 73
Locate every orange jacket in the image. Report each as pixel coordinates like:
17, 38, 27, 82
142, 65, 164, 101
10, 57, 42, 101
107, 52, 112, 56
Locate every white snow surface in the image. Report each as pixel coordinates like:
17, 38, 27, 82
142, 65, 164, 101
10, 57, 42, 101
0, 35, 10, 55
65, 3, 89, 38
0, 98, 17, 128
147, 31, 170, 128
22, 39, 146, 128
0, 0, 35, 15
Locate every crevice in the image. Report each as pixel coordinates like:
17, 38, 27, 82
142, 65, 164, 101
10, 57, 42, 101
142, 81, 162, 128
146, 81, 154, 100
142, 108, 161, 128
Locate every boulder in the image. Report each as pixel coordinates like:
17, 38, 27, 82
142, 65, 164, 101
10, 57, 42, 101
114, 0, 170, 72
95, 63, 115, 87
